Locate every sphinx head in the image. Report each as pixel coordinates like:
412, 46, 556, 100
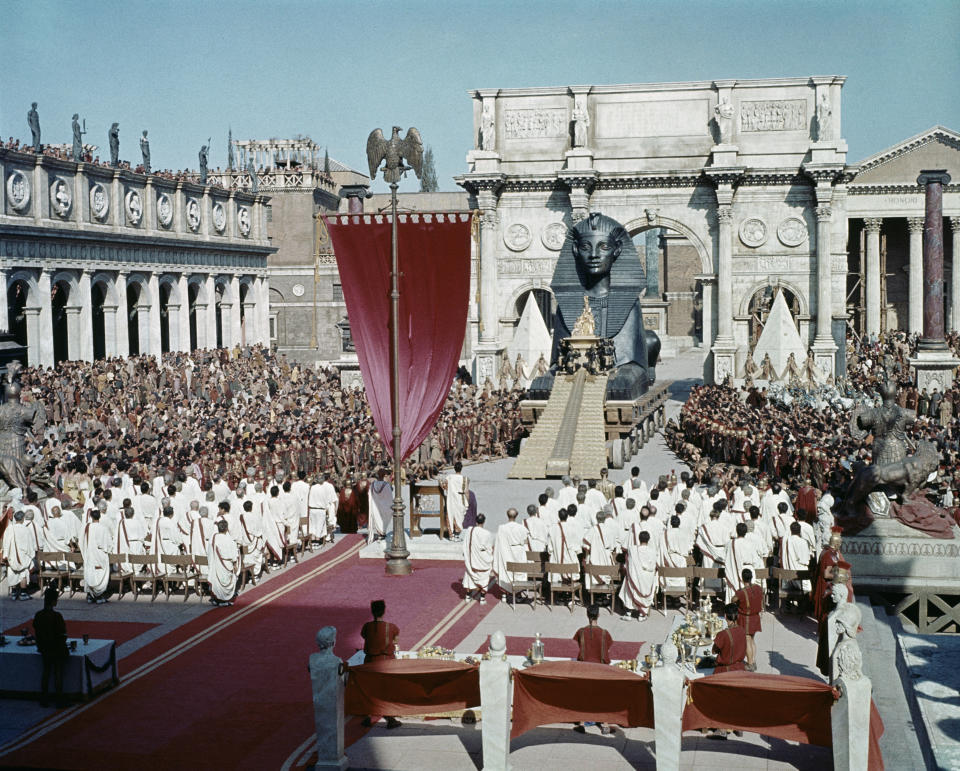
572, 212, 626, 279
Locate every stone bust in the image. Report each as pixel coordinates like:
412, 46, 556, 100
530, 212, 659, 401
831, 601, 863, 683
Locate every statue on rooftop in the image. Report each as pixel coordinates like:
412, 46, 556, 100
140, 130, 151, 173
71, 114, 85, 162
199, 139, 210, 184
27, 103, 40, 151
108, 123, 120, 167
246, 157, 258, 193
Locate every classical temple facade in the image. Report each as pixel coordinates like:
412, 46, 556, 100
0, 148, 274, 367
453, 78, 959, 383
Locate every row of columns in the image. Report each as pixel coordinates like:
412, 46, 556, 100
0, 267, 270, 368
862, 216, 960, 336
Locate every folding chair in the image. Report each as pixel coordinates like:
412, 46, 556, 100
585, 565, 622, 613
544, 562, 582, 611
659, 566, 694, 613
127, 554, 157, 601
505, 561, 544, 609
37, 551, 68, 593
108, 553, 135, 599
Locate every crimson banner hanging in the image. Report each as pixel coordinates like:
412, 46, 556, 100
324, 212, 473, 462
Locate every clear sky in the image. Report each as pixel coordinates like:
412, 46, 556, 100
3, 0, 958, 193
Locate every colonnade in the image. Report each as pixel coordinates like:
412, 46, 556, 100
2, 265, 270, 368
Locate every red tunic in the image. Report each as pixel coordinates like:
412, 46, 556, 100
361, 619, 399, 663
573, 625, 613, 664
337, 488, 360, 534
795, 485, 818, 521
712, 625, 747, 673
734, 583, 763, 636
811, 547, 840, 621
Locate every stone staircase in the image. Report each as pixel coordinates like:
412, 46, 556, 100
508, 369, 608, 479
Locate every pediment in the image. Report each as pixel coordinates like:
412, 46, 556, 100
852, 126, 960, 186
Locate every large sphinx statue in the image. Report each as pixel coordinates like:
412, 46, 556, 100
529, 212, 660, 400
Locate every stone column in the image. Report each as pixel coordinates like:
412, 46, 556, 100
479, 632, 511, 771
339, 184, 369, 214
832, 674, 872, 771
136, 302, 151, 356
478, 207, 499, 344
22, 308, 40, 366
0, 270, 8, 334
230, 275, 242, 347
242, 297, 256, 346
111, 171, 122, 228
219, 300, 233, 348
74, 165, 86, 229
144, 178, 155, 233
166, 303, 181, 351
908, 217, 925, 335
260, 275, 271, 344
716, 206, 733, 341
951, 217, 960, 332
812, 204, 837, 376
193, 303, 208, 348
33, 156, 44, 225
102, 304, 118, 357
645, 229, 660, 297
78, 269, 94, 361
863, 219, 882, 337
177, 274, 190, 351
65, 306, 81, 361
148, 273, 162, 358
114, 271, 129, 358
205, 274, 217, 348
37, 269, 54, 368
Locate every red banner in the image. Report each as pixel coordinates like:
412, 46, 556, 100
324, 213, 472, 461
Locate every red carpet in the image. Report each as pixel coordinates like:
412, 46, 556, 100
475, 635, 644, 661
0, 537, 474, 770
4, 620, 159, 647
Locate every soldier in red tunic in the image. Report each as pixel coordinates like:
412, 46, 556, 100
572, 605, 615, 735
734, 568, 763, 671
712, 603, 748, 673
811, 527, 847, 621
360, 599, 402, 729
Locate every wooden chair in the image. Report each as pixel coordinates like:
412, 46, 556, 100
127, 554, 157, 601
505, 561, 544, 609
63, 552, 85, 596
525, 549, 548, 564
753, 567, 770, 610
771, 567, 810, 612
159, 554, 199, 601
584, 565, 622, 613
108, 553, 135, 599
694, 567, 723, 606
659, 566, 694, 613
544, 562, 582, 611
192, 555, 212, 599
37, 551, 68, 593
298, 516, 310, 552
281, 532, 300, 567
238, 546, 258, 591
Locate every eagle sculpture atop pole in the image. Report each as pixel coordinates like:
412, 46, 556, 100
366, 126, 423, 184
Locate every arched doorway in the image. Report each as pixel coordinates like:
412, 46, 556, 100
127, 284, 141, 355
747, 285, 801, 349
91, 283, 106, 360
8, 280, 29, 350
239, 283, 249, 346
51, 281, 70, 364
159, 284, 171, 353
514, 288, 554, 334
215, 285, 225, 348
188, 283, 200, 351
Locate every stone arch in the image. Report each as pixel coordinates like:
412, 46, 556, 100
623, 214, 712, 275
158, 273, 183, 305
187, 275, 209, 305
502, 280, 554, 323
50, 269, 80, 298
737, 277, 810, 318
7, 270, 41, 307
90, 271, 121, 305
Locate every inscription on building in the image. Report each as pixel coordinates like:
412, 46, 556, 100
740, 100, 806, 132
499, 257, 554, 275
503, 109, 567, 140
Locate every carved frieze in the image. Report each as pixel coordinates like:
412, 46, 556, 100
541, 222, 567, 251
503, 109, 567, 140
756, 255, 790, 273
503, 223, 531, 251
89, 183, 109, 221
237, 206, 251, 237
6, 171, 30, 213
844, 539, 960, 559
777, 216, 808, 247
157, 194, 173, 228
740, 100, 806, 132
499, 257, 553, 276
49, 177, 72, 218
125, 190, 143, 225
739, 217, 768, 247
186, 198, 201, 231
212, 202, 226, 233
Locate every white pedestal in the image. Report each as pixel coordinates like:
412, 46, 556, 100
310, 629, 348, 771
910, 347, 960, 392
563, 148, 595, 171
831, 675, 872, 771
480, 632, 512, 771
467, 150, 502, 173
710, 144, 739, 166
651, 658, 685, 771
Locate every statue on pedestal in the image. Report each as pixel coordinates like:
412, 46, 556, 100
572, 295, 596, 337
0, 362, 44, 494
108, 123, 120, 167
480, 103, 496, 152
27, 103, 40, 151
529, 212, 659, 401
199, 139, 210, 185
140, 130, 151, 173
71, 114, 85, 162
247, 158, 258, 193
714, 97, 734, 144
572, 96, 590, 148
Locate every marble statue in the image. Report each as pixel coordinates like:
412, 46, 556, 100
830, 601, 863, 684
480, 103, 496, 152
71, 114, 85, 162
572, 295, 596, 337
140, 131, 151, 173
27, 103, 40, 151
108, 123, 120, 167
759, 352, 777, 381
846, 377, 939, 512
816, 92, 833, 141
246, 158, 258, 193
714, 97, 734, 144
572, 97, 590, 147
227, 128, 235, 170
308, 626, 347, 770
199, 139, 210, 185
530, 212, 659, 401
0, 362, 43, 493
743, 352, 758, 379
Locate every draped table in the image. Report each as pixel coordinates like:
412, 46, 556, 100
0, 637, 118, 698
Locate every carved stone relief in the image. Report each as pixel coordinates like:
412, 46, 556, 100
6, 171, 30, 213
157, 193, 173, 228
212, 202, 226, 233
49, 177, 72, 218
503, 109, 567, 140
777, 216, 808, 247
541, 222, 568, 251
237, 206, 251, 237
499, 258, 553, 276
739, 217, 768, 248
186, 197, 201, 231
740, 100, 806, 132
125, 190, 143, 225
89, 183, 109, 221
503, 223, 531, 251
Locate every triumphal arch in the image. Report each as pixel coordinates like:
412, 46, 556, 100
455, 77, 849, 383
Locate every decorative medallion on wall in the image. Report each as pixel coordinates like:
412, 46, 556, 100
89, 183, 109, 221
212, 202, 226, 233
777, 216, 808, 247
6, 171, 30, 213
49, 177, 72, 218
186, 197, 201, 231
541, 222, 568, 251
237, 206, 251, 237
503, 223, 532, 251
738, 217, 768, 248
125, 190, 143, 225
292, 283, 305, 297
156, 193, 173, 228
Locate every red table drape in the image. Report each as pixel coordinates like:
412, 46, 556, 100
325, 213, 473, 461
511, 661, 653, 739
344, 658, 480, 717
682, 672, 884, 770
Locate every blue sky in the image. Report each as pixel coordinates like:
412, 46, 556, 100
3, 0, 958, 193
